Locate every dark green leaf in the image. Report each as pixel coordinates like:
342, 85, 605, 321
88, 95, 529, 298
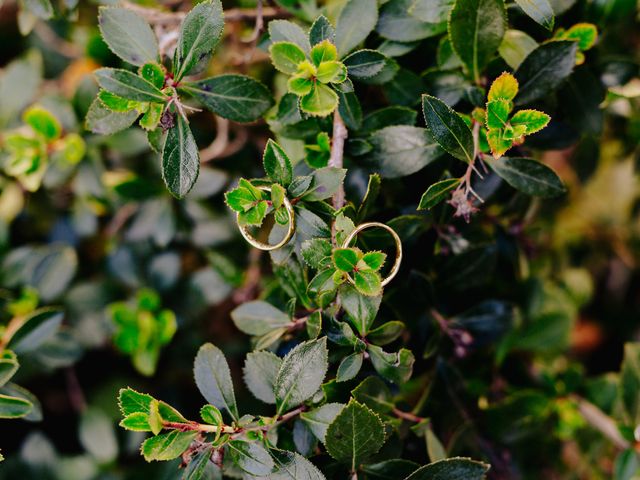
162, 114, 199, 198
0, 393, 32, 419
343, 50, 388, 79
514, 0, 554, 30
181, 75, 273, 123
193, 343, 239, 420
263, 139, 293, 186
9, 308, 63, 354
514, 41, 577, 105
309, 15, 335, 46
98, 7, 159, 66
363, 460, 421, 479
95, 68, 167, 103
336, 352, 364, 382
367, 321, 405, 345
368, 345, 415, 384
418, 178, 461, 210
421, 95, 474, 163
488, 157, 565, 197
227, 440, 275, 476
85, 98, 139, 135
403, 457, 490, 479
341, 284, 382, 336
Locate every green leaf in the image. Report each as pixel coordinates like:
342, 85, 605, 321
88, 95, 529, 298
336, 352, 364, 382
421, 95, 473, 162
243, 350, 282, 404
95, 68, 167, 103
301, 238, 333, 268
9, 308, 63, 354
316, 61, 346, 84
306, 311, 323, 339
514, 41, 577, 105
377, 0, 447, 42
0, 393, 32, 418
560, 23, 598, 51
486, 100, 511, 129
448, 0, 506, 82
269, 20, 311, 53
181, 75, 273, 123
488, 157, 565, 197
337, 90, 363, 130
119, 412, 150, 431
509, 109, 550, 134
268, 450, 326, 479
193, 343, 239, 420
200, 404, 223, 425
367, 321, 405, 345
173, 0, 224, 80
118, 387, 154, 416
370, 125, 444, 178
310, 40, 338, 66
354, 269, 383, 296
263, 139, 293, 186
300, 83, 339, 116
183, 447, 215, 479
231, 301, 291, 336
403, 457, 490, 479
498, 29, 538, 69
341, 284, 382, 336
351, 377, 394, 414
333, 248, 359, 272
368, 345, 415, 383
141, 430, 197, 462
488, 72, 519, 101
363, 460, 422, 479
620, 343, 640, 426
514, 0, 554, 30
23, 105, 61, 140
270, 42, 307, 74
335, 0, 379, 56
0, 352, 18, 388
300, 403, 344, 442
148, 400, 163, 435
325, 399, 385, 470
275, 338, 328, 415
289, 76, 314, 96
302, 166, 347, 201
361, 251, 387, 271
343, 50, 388, 79
309, 15, 335, 46
410, 0, 454, 23
98, 7, 159, 66
228, 440, 275, 476
140, 62, 165, 89
161, 114, 199, 198
418, 178, 461, 210
85, 98, 139, 135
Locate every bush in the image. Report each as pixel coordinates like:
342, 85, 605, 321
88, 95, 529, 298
0, 0, 639, 478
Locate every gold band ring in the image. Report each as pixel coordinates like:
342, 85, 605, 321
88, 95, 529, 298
341, 221, 403, 287
237, 186, 295, 251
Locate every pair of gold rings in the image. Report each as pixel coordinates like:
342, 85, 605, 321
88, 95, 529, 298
236, 186, 402, 286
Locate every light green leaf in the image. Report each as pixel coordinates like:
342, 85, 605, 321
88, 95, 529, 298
354, 269, 383, 296
173, 0, 224, 80
193, 343, 239, 420
422, 95, 474, 163
300, 83, 339, 117
118, 387, 154, 416
200, 404, 223, 425
448, 0, 506, 83
498, 29, 538, 69
310, 40, 338, 66
98, 7, 159, 66
141, 430, 197, 462
275, 338, 328, 415
161, 113, 199, 198
509, 109, 550, 134
488, 72, 519, 101
243, 350, 282, 404
325, 399, 385, 470
23, 105, 61, 141
333, 248, 359, 272
486, 100, 511, 129
270, 42, 307, 74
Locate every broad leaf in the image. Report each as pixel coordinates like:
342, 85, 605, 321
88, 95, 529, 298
193, 343, 239, 420
162, 114, 199, 198
228, 440, 275, 476
498, 29, 538, 69
269, 450, 326, 479
231, 301, 291, 336
336, 352, 364, 382
368, 345, 415, 383
404, 457, 490, 479
448, 0, 506, 82
309, 15, 335, 46
418, 178, 461, 210
343, 50, 388, 79
489, 157, 565, 197
98, 7, 159, 66
377, 0, 447, 42
243, 350, 282, 404
141, 431, 197, 461
335, 0, 379, 56
263, 139, 294, 186
410, 0, 454, 23
341, 284, 382, 336
325, 399, 385, 470
514, 0, 554, 30
422, 95, 474, 163
514, 41, 577, 105
181, 75, 273, 123
0, 393, 32, 418
95, 68, 167, 103
9, 308, 63, 354
274, 338, 328, 415
300, 403, 345, 442
173, 0, 224, 80
85, 98, 139, 135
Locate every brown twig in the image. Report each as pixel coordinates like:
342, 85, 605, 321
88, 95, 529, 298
329, 110, 348, 211
571, 394, 630, 450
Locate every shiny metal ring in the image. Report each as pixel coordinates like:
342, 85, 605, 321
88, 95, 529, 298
341, 221, 403, 287
237, 186, 295, 251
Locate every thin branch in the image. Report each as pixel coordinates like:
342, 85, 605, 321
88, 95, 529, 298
571, 394, 630, 450
329, 110, 348, 211
200, 116, 230, 162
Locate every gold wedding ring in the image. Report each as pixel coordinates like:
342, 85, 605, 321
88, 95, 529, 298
237, 186, 295, 251
341, 221, 403, 287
